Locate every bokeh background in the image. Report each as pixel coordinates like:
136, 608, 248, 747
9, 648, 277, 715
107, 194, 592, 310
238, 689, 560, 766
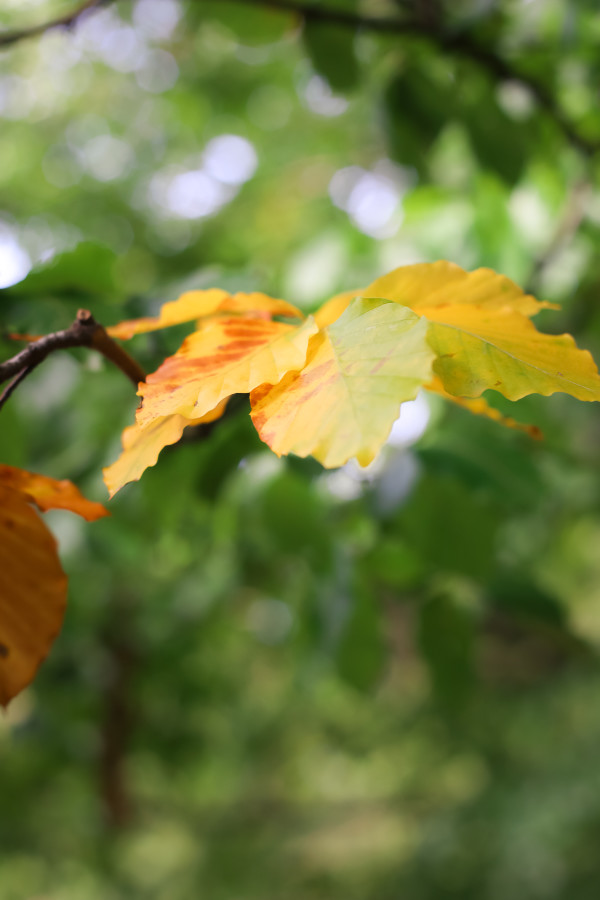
2, 1, 600, 897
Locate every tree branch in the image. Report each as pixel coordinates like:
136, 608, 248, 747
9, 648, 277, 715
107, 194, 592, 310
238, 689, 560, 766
0, 0, 110, 48
1, 0, 597, 159
226, 0, 599, 158
0, 309, 145, 411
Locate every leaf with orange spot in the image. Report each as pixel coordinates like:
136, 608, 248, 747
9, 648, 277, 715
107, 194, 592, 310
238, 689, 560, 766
0, 466, 110, 521
136, 314, 318, 426
251, 298, 435, 468
107, 290, 302, 340
103, 400, 227, 498
0, 471, 108, 706
425, 376, 542, 438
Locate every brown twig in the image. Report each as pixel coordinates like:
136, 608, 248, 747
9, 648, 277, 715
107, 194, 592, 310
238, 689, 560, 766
0, 309, 145, 411
0, 0, 110, 48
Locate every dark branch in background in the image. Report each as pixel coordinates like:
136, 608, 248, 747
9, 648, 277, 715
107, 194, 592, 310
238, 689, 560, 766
0, 310, 145, 411
0, 0, 111, 48
228, 0, 600, 158
0, 0, 597, 158
527, 178, 592, 293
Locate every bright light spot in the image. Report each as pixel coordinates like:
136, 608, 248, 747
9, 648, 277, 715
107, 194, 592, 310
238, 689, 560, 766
304, 75, 348, 117
328, 166, 365, 210
136, 49, 179, 93
284, 232, 347, 306
0, 229, 31, 288
150, 168, 231, 219
97, 24, 146, 73
203, 135, 258, 185
246, 599, 293, 645
83, 135, 134, 182
329, 161, 413, 238
374, 452, 421, 514
133, 0, 181, 40
386, 393, 431, 447
247, 85, 291, 131
497, 81, 535, 119
509, 187, 552, 247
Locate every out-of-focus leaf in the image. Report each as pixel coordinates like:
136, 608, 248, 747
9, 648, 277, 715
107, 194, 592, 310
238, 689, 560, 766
260, 471, 332, 571
418, 592, 475, 709
303, 22, 359, 93
137, 315, 318, 424
251, 298, 434, 468
464, 84, 531, 185
426, 375, 542, 438
3, 243, 118, 297
198, 0, 294, 44
0, 484, 67, 707
107, 291, 303, 340
384, 68, 453, 172
399, 474, 498, 578
0, 465, 108, 521
336, 578, 385, 691
103, 402, 227, 498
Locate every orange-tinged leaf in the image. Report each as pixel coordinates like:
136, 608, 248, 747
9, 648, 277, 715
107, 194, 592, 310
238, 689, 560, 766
0, 485, 67, 706
423, 304, 600, 401
137, 315, 318, 425
103, 400, 227, 498
251, 298, 435, 468
426, 376, 542, 438
0, 466, 109, 521
363, 261, 557, 316
107, 290, 303, 340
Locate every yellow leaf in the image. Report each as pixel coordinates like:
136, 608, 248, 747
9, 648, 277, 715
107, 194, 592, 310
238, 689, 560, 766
0, 466, 109, 521
103, 401, 227, 498
137, 315, 318, 425
0, 484, 67, 706
107, 290, 303, 340
426, 376, 542, 438
251, 298, 435, 468
423, 304, 600, 401
363, 261, 557, 316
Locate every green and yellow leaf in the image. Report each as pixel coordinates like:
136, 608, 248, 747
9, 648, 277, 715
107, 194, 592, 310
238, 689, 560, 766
250, 298, 435, 468
426, 376, 542, 438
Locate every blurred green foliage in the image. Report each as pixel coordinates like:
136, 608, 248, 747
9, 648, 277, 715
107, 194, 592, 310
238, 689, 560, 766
2, 1, 600, 898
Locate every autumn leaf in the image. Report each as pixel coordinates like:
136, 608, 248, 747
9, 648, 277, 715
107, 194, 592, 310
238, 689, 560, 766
426, 376, 542, 438
103, 401, 227, 498
136, 315, 318, 425
251, 298, 435, 468
0, 468, 108, 706
317, 263, 600, 404
107, 290, 302, 340
0, 465, 110, 520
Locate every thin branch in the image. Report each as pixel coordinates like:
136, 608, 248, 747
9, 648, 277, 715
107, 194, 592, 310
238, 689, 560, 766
527, 178, 592, 293
0, 309, 145, 411
0, 0, 110, 49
